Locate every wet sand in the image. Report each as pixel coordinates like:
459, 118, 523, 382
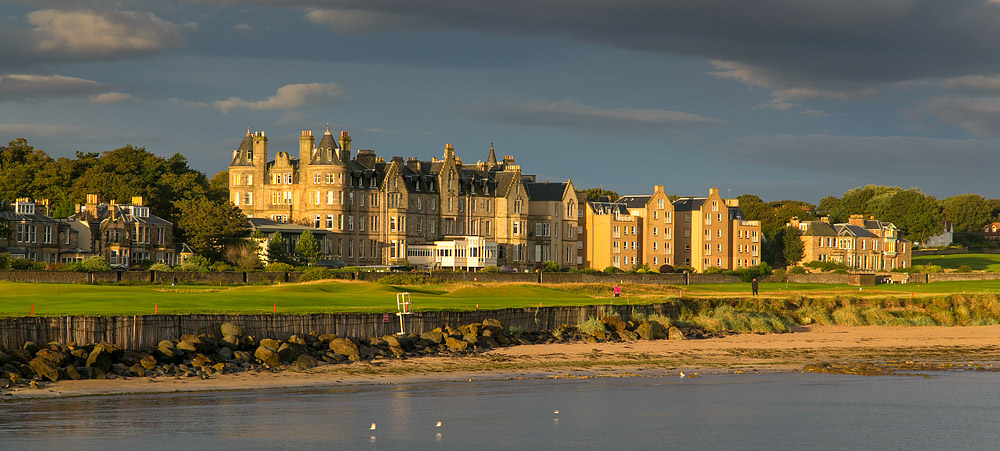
6, 325, 1000, 401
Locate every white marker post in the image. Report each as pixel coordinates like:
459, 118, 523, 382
396, 292, 412, 335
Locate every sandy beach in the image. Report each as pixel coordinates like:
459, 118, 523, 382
6, 325, 1000, 401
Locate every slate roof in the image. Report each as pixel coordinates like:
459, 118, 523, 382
617, 195, 651, 209
588, 201, 630, 216
231, 130, 254, 166
526, 182, 568, 202
837, 224, 877, 238
800, 221, 837, 236
0, 209, 60, 224
672, 197, 706, 211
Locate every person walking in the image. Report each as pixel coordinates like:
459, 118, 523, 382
613, 285, 621, 298
751, 278, 759, 296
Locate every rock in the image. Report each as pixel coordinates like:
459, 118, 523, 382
254, 345, 280, 367
476, 336, 499, 350
112, 363, 131, 376
482, 318, 504, 335
601, 316, 627, 333
259, 338, 282, 350
317, 333, 337, 343
212, 362, 227, 373
140, 354, 158, 370
22, 341, 39, 354
293, 354, 318, 369
75, 367, 95, 380
175, 339, 199, 353
232, 350, 253, 362
444, 336, 469, 352
191, 354, 212, 368
220, 322, 243, 337
8, 349, 33, 364
382, 335, 414, 351
129, 363, 147, 377
287, 335, 307, 346
667, 326, 686, 340
636, 320, 668, 340
154, 343, 183, 364
329, 338, 360, 362
276, 343, 300, 363
86, 348, 112, 372
0, 350, 10, 365
419, 330, 445, 344
29, 357, 60, 382
387, 346, 405, 358
1, 369, 20, 384
619, 329, 639, 341
220, 335, 240, 350
459, 323, 481, 337
217, 347, 234, 361
35, 348, 70, 367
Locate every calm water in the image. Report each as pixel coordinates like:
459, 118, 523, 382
2, 372, 1000, 450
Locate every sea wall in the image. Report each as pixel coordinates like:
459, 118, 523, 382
0, 304, 680, 350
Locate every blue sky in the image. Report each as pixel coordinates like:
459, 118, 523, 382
2, 0, 1000, 202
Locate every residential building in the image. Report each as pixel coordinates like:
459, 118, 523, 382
925, 220, 953, 247
619, 185, 674, 269
229, 127, 533, 269
789, 215, 911, 271
0, 198, 68, 264
524, 178, 579, 269
74, 195, 176, 267
671, 188, 760, 272
582, 197, 641, 270
982, 222, 1000, 241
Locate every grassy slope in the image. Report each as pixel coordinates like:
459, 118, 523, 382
912, 253, 1000, 271
3, 278, 1000, 317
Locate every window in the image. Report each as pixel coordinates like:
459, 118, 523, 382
485, 220, 491, 235
43, 226, 52, 244
657, 199, 664, 209
245, 192, 252, 205
338, 214, 344, 230
360, 215, 366, 232
685, 213, 691, 222
389, 216, 398, 232
339, 191, 344, 205
284, 173, 292, 184
512, 221, 520, 236
326, 215, 334, 229
314, 191, 321, 205
684, 229, 690, 238
314, 173, 321, 184
665, 211, 672, 223
314, 215, 321, 228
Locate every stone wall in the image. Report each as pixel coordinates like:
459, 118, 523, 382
927, 272, 1000, 282
912, 248, 1000, 256
0, 270, 88, 283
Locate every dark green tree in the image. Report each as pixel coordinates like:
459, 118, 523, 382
173, 197, 247, 260
879, 189, 943, 243
782, 226, 805, 266
581, 188, 619, 202
294, 230, 320, 265
267, 232, 291, 265
941, 194, 992, 233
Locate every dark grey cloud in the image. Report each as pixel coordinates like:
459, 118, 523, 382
459, 99, 722, 132
724, 133, 1000, 195
914, 96, 1000, 136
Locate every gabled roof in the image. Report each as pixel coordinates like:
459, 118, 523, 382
800, 221, 837, 236
587, 201, 630, 216
526, 182, 568, 202
836, 224, 877, 238
672, 197, 706, 211
617, 195, 651, 209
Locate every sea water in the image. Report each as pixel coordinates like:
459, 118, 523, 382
2, 371, 999, 450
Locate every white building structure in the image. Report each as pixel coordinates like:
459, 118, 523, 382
407, 236, 498, 270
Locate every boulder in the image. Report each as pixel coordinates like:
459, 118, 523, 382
190, 354, 212, 369
22, 341, 39, 354
66, 366, 82, 380
175, 339, 199, 353
329, 338, 360, 362
444, 336, 469, 352
29, 356, 60, 382
8, 348, 33, 364
276, 343, 300, 363
1, 368, 21, 384
211, 363, 228, 374
254, 345, 280, 367
459, 323, 481, 337
85, 348, 112, 372
259, 338, 282, 351
667, 326, 686, 340
140, 354, 158, 370
387, 346, 406, 358
293, 354, 318, 369
482, 318, 504, 335
154, 343, 183, 364
476, 336, 499, 350
619, 329, 639, 341
287, 335, 307, 346
129, 363, 147, 377
75, 367, 95, 380
317, 333, 337, 343
220, 335, 240, 350
0, 350, 10, 365
111, 363, 131, 376
601, 316, 627, 333
419, 330, 445, 344
636, 320, 668, 340
217, 347, 234, 362
220, 322, 243, 338
35, 348, 71, 367
232, 351, 253, 362
382, 335, 414, 351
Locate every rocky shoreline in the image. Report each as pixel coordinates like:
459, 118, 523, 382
0, 316, 693, 393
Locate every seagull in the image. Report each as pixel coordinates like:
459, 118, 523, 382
436, 421, 442, 427
679, 371, 686, 378
553, 410, 559, 414
370, 422, 376, 430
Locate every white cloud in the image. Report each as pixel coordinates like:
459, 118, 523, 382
0, 74, 102, 100
916, 96, 1000, 137
939, 75, 1000, 95
461, 99, 722, 131
213, 83, 347, 113
88, 92, 134, 104
0, 123, 83, 136
28, 9, 189, 58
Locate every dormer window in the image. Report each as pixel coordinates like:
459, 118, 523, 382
15, 202, 35, 215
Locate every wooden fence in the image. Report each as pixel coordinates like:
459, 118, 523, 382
0, 304, 680, 350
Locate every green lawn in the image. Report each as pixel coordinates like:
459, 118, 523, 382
3, 278, 1000, 317
912, 253, 1000, 271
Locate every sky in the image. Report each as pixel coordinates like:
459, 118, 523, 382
2, 0, 1000, 203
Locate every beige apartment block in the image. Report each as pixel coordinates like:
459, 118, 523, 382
789, 215, 910, 271
583, 198, 641, 271
619, 185, 675, 269
524, 178, 579, 269
229, 127, 533, 269
671, 188, 761, 272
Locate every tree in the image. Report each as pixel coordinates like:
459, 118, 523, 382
879, 189, 943, 243
941, 194, 992, 233
267, 232, 291, 265
782, 226, 804, 266
816, 196, 842, 222
173, 197, 247, 260
224, 241, 261, 270
581, 188, 619, 202
294, 230, 320, 265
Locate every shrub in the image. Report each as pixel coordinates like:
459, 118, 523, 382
703, 266, 725, 274
300, 267, 335, 282
579, 268, 603, 275
787, 266, 806, 275
658, 264, 674, 273
729, 262, 773, 282
603, 266, 624, 274
540, 260, 561, 272
10, 258, 45, 270
264, 262, 294, 272
576, 317, 607, 336
673, 266, 695, 273
80, 255, 111, 272
629, 263, 651, 273
210, 261, 233, 272
957, 265, 973, 273
924, 265, 943, 273
480, 265, 500, 273
805, 261, 849, 272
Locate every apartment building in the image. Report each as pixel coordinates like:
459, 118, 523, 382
789, 215, 911, 271
619, 185, 674, 269
582, 197, 641, 270
524, 178, 579, 269
229, 127, 533, 269
671, 188, 760, 272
